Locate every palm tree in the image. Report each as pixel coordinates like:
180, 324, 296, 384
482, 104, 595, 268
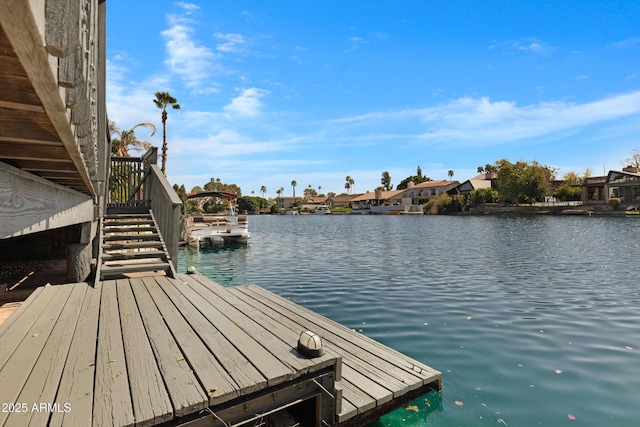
448, 170, 454, 180
345, 176, 355, 194
153, 91, 181, 175
109, 120, 156, 156
291, 180, 297, 198
260, 185, 267, 198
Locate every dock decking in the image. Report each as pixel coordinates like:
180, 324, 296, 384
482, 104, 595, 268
0, 274, 441, 426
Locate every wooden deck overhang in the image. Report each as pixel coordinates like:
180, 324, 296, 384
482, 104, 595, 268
0, 0, 102, 196
0, 274, 442, 426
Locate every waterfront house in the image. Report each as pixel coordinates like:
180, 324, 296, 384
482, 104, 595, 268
395, 180, 460, 212
276, 196, 303, 209
582, 175, 607, 204
450, 173, 496, 196
606, 167, 640, 205
327, 193, 360, 209
299, 196, 329, 212
350, 189, 404, 213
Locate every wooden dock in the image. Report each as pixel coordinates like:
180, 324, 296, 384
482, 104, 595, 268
0, 274, 441, 426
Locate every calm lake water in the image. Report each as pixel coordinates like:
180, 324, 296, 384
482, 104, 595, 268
178, 215, 640, 426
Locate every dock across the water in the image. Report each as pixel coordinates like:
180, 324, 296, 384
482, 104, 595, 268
0, 274, 442, 426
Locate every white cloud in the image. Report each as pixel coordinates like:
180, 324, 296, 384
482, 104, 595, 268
175, 130, 277, 157
417, 92, 640, 145
161, 14, 218, 91
328, 91, 640, 147
176, 2, 200, 13
611, 37, 640, 48
347, 36, 368, 51
223, 87, 270, 116
494, 38, 555, 55
214, 33, 247, 53
106, 59, 173, 132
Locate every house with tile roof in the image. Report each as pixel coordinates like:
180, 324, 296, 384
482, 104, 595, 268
395, 180, 460, 212
349, 189, 405, 213
327, 193, 361, 209
450, 173, 496, 195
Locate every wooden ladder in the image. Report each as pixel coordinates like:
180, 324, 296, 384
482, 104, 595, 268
97, 208, 177, 281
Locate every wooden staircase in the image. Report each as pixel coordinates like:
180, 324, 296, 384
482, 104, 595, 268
97, 208, 177, 280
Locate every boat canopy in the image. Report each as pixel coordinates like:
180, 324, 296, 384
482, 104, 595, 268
184, 191, 238, 201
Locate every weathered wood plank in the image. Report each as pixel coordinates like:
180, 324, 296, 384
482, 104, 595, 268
236, 284, 439, 388
100, 261, 171, 277
140, 277, 239, 406
0, 284, 73, 426
128, 278, 207, 418
228, 285, 440, 422
172, 275, 299, 380
226, 285, 403, 416
60, 44, 84, 89
0, 286, 43, 337
341, 364, 393, 406
49, 282, 102, 427
154, 277, 268, 394
9, 159, 75, 173
0, 161, 94, 239
338, 378, 377, 414
180, 274, 336, 377
231, 282, 438, 420
6, 283, 87, 426
116, 279, 173, 426
0, 0, 95, 195
335, 383, 357, 422
45, 0, 81, 57
0, 285, 59, 370
93, 280, 134, 427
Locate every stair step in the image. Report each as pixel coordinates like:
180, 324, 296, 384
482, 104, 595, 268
101, 262, 171, 275
103, 233, 161, 242
104, 220, 155, 227
98, 208, 176, 280
101, 250, 168, 261
104, 213, 152, 220
103, 241, 164, 250
100, 262, 171, 280
103, 226, 157, 234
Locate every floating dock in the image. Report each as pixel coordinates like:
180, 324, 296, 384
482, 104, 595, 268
0, 274, 441, 426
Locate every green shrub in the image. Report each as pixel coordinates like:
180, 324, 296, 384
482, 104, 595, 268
608, 197, 621, 210
423, 200, 436, 214
553, 184, 582, 201
470, 188, 499, 204
331, 207, 352, 213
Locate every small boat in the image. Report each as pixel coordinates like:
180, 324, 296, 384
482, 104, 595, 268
625, 206, 640, 216
183, 191, 250, 247
315, 205, 331, 215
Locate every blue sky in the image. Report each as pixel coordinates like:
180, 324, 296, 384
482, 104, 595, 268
106, 1, 640, 197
